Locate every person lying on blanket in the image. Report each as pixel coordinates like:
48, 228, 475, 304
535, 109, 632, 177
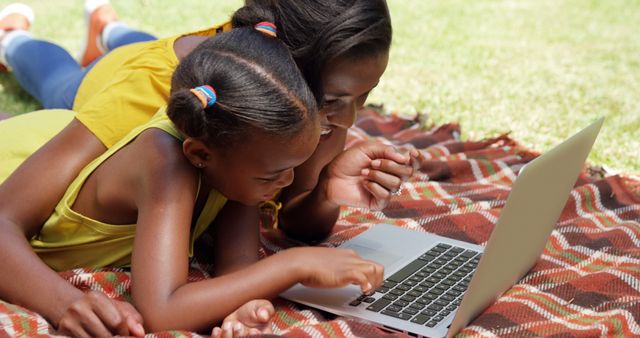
0, 21, 388, 337
0, 0, 417, 336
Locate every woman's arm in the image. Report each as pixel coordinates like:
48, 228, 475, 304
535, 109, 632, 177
278, 131, 416, 242
0, 119, 144, 337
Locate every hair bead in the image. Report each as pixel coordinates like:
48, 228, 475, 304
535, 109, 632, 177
254, 21, 277, 37
190, 85, 217, 108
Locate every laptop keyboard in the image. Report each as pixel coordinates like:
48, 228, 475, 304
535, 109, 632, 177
349, 243, 481, 328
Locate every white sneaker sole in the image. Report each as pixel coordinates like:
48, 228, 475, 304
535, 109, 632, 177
0, 3, 34, 24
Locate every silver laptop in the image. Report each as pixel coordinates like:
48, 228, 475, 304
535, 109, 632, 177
281, 118, 604, 338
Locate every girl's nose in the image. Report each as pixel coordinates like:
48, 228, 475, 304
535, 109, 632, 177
275, 168, 295, 188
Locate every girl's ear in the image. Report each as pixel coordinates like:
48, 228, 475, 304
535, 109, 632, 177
182, 138, 214, 168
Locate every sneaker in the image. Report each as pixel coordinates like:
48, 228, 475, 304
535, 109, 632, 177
0, 3, 34, 71
79, 0, 118, 67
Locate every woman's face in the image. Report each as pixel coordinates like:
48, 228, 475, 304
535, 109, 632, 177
203, 122, 320, 206
318, 52, 389, 143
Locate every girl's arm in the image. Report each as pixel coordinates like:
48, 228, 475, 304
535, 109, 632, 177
131, 146, 384, 332
206, 201, 261, 275
0, 119, 144, 337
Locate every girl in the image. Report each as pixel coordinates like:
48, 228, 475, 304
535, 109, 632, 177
0, 0, 410, 335
0, 21, 384, 337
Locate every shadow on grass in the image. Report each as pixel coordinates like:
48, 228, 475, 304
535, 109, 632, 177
0, 73, 40, 115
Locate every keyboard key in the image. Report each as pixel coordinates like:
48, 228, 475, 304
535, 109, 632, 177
410, 313, 430, 324
453, 285, 467, 292
381, 310, 413, 320
435, 299, 449, 306
400, 295, 416, 302
419, 281, 435, 288
403, 280, 418, 286
441, 279, 455, 286
409, 302, 426, 310
383, 281, 397, 288
393, 300, 409, 308
441, 294, 455, 301
421, 267, 436, 274
363, 296, 376, 303
387, 259, 428, 283
416, 271, 429, 277
419, 254, 438, 262
409, 275, 423, 282
446, 290, 461, 297
413, 286, 428, 293
428, 288, 444, 295
376, 286, 389, 294
397, 284, 411, 291
408, 290, 422, 297
390, 288, 405, 296
349, 300, 361, 306
382, 294, 398, 301
366, 298, 391, 312
421, 309, 438, 316
387, 305, 403, 312
427, 304, 443, 311
431, 246, 446, 253
426, 320, 439, 327
402, 307, 419, 315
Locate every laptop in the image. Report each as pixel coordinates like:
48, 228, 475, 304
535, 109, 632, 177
281, 118, 604, 338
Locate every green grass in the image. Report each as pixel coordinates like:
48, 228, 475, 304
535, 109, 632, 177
1, 0, 638, 174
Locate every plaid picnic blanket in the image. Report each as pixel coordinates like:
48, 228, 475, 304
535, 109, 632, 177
2, 108, 639, 337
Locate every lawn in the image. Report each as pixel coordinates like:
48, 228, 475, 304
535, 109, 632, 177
1, 0, 638, 174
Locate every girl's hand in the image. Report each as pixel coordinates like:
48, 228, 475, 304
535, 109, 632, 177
210, 299, 274, 338
289, 247, 384, 293
57, 291, 145, 338
325, 141, 419, 210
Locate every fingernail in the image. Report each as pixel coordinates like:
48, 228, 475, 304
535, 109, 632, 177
364, 282, 372, 292
361, 168, 370, 176
223, 322, 232, 330
371, 160, 381, 168
258, 308, 269, 320
234, 322, 243, 331
136, 323, 145, 333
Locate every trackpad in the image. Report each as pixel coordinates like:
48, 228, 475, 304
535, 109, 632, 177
342, 242, 403, 267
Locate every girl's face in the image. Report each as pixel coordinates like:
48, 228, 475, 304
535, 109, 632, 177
202, 122, 320, 206
318, 52, 389, 142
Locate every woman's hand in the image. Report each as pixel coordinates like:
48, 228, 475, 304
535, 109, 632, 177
57, 291, 145, 338
211, 299, 274, 338
324, 141, 419, 210
288, 247, 384, 293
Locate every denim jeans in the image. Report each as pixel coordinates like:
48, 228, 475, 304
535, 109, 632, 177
4, 26, 156, 109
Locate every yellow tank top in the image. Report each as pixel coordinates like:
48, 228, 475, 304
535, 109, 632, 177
73, 22, 232, 149
30, 108, 227, 271
0, 110, 75, 184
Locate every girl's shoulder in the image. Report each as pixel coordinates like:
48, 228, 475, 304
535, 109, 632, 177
129, 127, 196, 183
